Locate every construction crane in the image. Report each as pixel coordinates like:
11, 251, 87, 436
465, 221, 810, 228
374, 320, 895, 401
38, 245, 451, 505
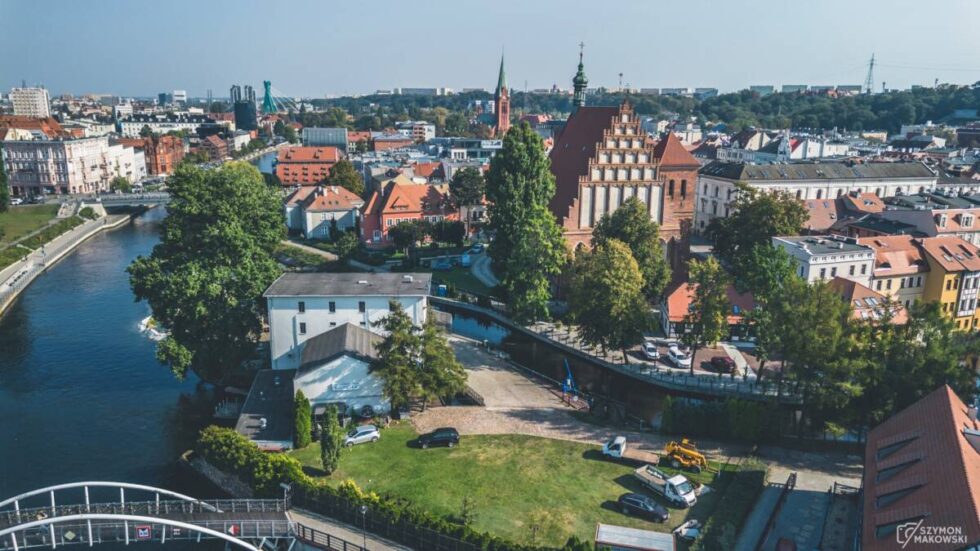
864, 53, 876, 95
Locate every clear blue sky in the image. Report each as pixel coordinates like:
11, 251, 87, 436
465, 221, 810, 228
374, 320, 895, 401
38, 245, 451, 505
2, 0, 979, 98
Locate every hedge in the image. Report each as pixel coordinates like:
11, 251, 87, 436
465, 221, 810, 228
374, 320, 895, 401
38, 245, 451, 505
660, 396, 783, 443
196, 426, 591, 551
688, 460, 768, 551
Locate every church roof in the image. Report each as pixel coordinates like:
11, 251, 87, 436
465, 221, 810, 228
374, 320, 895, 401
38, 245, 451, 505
548, 105, 619, 223
496, 55, 507, 95
652, 132, 700, 169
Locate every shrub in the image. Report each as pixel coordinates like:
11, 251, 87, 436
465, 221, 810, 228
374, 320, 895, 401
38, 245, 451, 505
689, 460, 768, 551
79, 207, 98, 220
660, 397, 782, 444
319, 405, 343, 474
293, 391, 312, 448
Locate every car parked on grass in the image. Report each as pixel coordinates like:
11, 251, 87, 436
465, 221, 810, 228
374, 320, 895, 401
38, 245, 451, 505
641, 342, 660, 361
10, 198, 23, 206
667, 345, 692, 369
708, 356, 737, 374
617, 493, 669, 522
418, 427, 459, 449
344, 424, 380, 448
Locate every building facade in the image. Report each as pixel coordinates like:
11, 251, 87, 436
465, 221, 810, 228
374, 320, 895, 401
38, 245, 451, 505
10, 87, 51, 117
361, 181, 456, 246
263, 272, 431, 370
274, 146, 341, 185
919, 235, 980, 331
2, 136, 143, 195
859, 235, 928, 308
773, 235, 875, 287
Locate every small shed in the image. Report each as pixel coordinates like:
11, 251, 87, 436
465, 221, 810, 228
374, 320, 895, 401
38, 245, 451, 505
594, 523, 675, 551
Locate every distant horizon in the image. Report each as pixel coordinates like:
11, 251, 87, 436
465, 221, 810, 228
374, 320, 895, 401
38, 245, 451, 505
3, 0, 980, 98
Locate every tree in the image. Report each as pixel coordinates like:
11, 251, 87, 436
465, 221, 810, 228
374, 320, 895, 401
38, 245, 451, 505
139, 125, 155, 137
208, 101, 227, 113
417, 317, 467, 410
388, 220, 428, 254
430, 219, 465, 246
592, 197, 671, 301
680, 257, 731, 375
568, 240, 651, 362
0, 143, 8, 213
370, 300, 422, 413
293, 390, 312, 448
324, 159, 364, 196
736, 244, 797, 302
110, 176, 132, 193
319, 404, 343, 474
128, 163, 284, 382
334, 231, 359, 260
707, 184, 807, 280
449, 167, 486, 234
485, 123, 566, 323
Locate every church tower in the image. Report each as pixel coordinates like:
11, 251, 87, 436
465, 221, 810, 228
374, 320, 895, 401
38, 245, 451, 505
572, 43, 588, 110
495, 54, 510, 136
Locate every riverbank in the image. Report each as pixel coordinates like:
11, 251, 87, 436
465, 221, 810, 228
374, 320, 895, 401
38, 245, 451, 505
0, 212, 135, 316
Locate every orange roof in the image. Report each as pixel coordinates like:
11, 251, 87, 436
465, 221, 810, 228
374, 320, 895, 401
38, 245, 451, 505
803, 198, 845, 231
411, 161, 443, 180
277, 146, 341, 164
0, 115, 66, 139
652, 131, 700, 169
284, 186, 317, 207
934, 208, 980, 234
841, 192, 885, 214
662, 280, 755, 324
348, 131, 371, 142
365, 182, 452, 217
858, 235, 929, 277
300, 186, 364, 212
829, 277, 908, 324
862, 385, 980, 550
919, 235, 980, 272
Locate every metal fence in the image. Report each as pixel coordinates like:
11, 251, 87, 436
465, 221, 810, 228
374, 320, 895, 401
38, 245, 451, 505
293, 488, 481, 551
295, 524, 366, 551
755, 471, 797, 551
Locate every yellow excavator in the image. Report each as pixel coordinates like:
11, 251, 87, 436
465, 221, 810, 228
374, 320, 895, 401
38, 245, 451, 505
664, 438, 709, 473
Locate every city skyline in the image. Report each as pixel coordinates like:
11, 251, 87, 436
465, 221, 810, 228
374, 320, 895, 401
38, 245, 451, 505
3, 0, 980, 98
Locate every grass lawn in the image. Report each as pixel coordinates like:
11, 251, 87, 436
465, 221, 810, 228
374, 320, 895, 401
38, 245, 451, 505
291, 423, 737, 547
432, 267, 494, 296
0, 204, 59, 245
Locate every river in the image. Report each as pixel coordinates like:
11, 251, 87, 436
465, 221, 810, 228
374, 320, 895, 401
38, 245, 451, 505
0, 207, 220, 503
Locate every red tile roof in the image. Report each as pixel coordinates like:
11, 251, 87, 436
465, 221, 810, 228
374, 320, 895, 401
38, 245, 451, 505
301, 186, 364, 212
277, 146, 341, 164
652, 131, 700, 169
275, 146, 341, 185
858, 236, 929, 278
412, 161, 443, 180
828, 277, 908, 324
803, 198, 846, 231
0, 115, 67, 139
662, 280, 755, 323
861, 385, 980, 550
919, 235, 980, 272
841, 192, 885, 214
365, 182, 453, 218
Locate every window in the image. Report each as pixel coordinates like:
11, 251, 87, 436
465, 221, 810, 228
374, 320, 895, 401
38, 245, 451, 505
886, 279, 892, 290
298, 322, 307, 335
861, 264, 867, 275
849, 265, 855, 276
916, 276, 922, 287
820, 268, 826, 280
358, 301, 366, 313
329, 301, 336, 313
298, 301, 305, 313
668, 180, 675, 197
946, 280, 952, 291
681, 180, 687, 198
876, 436, 917, 460
876, 280, 882, 291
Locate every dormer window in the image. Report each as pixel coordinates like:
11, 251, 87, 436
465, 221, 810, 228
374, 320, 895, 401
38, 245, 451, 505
963, 215, 973, 228
937, 214, 948, 228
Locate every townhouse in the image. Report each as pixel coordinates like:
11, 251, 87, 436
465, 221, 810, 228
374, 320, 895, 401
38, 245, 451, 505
360, 181, 457, 246
919, 235, 980, 331
772, 235, 875, 287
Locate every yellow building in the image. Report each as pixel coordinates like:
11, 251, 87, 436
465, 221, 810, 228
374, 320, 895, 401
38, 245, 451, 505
919, 235, 980, 330
859, 235, 929, 309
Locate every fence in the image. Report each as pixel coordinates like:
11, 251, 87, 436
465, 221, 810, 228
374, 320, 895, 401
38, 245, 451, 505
295, 524, 366, 551
754, 472, 797, 551
292, 488, 482, 551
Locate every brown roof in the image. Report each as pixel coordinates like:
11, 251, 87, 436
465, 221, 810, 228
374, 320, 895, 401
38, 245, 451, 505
277, 146, 341, 164
0, 115, 67, 139
411, 161, 443, 180
284, 186, 317, 207
934, 208, 980, 235
828, 277, 908, 324
919, 235, 980, 272
548, 106, 619, 222
841, 192, 885, 214
861, 385, 980, 550
662, 280, 755, 324
365, 182, 452, 217
652, 131, 700, 169
803, 198, 846, 231
300, 186, 364, 212
858, 235, 929, 278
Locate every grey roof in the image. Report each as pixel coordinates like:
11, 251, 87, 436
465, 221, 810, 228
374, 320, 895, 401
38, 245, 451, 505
264, 272, 432, 298
300, 323, 381, 372
235, 369, 296, 444
700, 161, 935, 181
774, 235, 873, 256
594, 523, 675, 550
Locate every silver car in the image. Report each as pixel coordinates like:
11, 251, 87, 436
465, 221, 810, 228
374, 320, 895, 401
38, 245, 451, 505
344, 424, 380, 448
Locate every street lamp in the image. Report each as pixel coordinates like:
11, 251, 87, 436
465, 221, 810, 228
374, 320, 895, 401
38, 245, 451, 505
359, 505, 368, 549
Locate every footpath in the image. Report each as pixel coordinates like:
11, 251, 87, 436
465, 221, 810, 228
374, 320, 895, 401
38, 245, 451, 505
0, 214, 131, 316
289, 509, 412, 551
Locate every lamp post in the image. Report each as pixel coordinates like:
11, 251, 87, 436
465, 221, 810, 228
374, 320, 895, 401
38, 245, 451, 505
359, 505, 368, 549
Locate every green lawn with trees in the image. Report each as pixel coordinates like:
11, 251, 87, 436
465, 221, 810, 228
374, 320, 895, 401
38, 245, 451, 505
290, 423, 746, 547
0, 204, 60, 245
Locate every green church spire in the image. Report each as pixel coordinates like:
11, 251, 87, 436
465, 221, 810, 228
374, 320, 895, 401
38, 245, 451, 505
573, 42, 588, 109
496, 54, 507, 96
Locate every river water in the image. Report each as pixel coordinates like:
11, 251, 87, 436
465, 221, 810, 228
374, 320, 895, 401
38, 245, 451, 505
0, 208, 220, 502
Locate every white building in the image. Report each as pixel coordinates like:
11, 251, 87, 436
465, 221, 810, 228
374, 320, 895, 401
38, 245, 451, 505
172, 90, 188, 104
229, 130, 251, 151
10, 87, 51, 117
118, 114, 216, 137
2, 136, 144, 196
264, 272, 431, 370
395, 121, 436, 142
773, 235, 875, 287
695, 161, 938, 232
283, 186, 365, 240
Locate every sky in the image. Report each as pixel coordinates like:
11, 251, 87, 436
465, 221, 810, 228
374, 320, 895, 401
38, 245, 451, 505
2, 0, 980, 99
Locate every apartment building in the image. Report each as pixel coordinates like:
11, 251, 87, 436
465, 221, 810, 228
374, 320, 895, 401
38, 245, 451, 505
773, 235, 875, 287
919, 235, 980, 331
2, 136, 144, 195
859, 235, 929, 308
10, 87, 51, 117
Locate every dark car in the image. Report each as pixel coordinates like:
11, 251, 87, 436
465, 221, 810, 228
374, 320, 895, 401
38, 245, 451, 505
617, 493, 669, 522
418, 427, 459, 449
709, 356, 737, 374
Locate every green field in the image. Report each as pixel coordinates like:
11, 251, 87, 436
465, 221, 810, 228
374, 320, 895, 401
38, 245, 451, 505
0, 204, 59, 245
291, 423, 737, 547
432, 267, 495, 296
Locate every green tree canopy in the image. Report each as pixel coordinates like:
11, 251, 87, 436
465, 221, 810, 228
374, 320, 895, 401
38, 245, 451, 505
592, 197, 671, 301
320, 404, 343, 474
293, 390, 312, 449
680, 257, 731, 374
485, 123, 566, 323
370, 300, 422, 413
449, 166, 486, 207
417, 317, 467, 410
568, 239, 651, 361
110, 176, 132, 193
324, 159, 365, 196
388, 220, 428, 253
128, 162, 284, 382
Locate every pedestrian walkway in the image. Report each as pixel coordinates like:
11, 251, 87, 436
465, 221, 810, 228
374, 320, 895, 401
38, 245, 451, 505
280, 239, 338, 260
734, 486, 782, 551
470, 254, 498, 287
289, 508, 413, 551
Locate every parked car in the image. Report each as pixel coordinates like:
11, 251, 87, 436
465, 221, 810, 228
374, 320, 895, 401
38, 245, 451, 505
617, 493, 669, 522
709, 356, 737, 374
667, 345, 692, 369
641, 342, 660, 361
10, 198, 23, 206
418, 427, 460, 449
468, 243, 485, 254
344, 424, 380, 448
